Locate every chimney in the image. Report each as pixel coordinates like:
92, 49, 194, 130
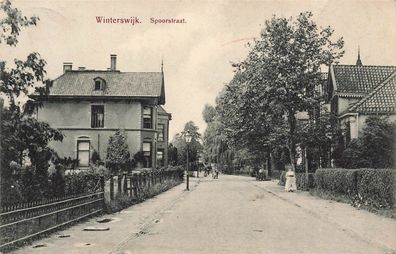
63, 62, 72, 73
110, 54, 117, 71
78, 67, 86, 71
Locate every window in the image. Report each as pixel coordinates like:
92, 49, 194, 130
345, 121, 351, 145
143, 142, 152, 168
157, 149, 164, 167
157, 124, 165, 142
95, 80, 102, 90
143, 107, 153, 129
91, 105, 104, 128
93, 78, 105, 91
77, 140, 90, 167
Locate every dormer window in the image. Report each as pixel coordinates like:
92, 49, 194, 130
93, 77, 106, 91
95, 80, 101, 90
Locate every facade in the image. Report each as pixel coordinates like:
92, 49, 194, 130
326, 55, 396, 141
35, 55, 171, 169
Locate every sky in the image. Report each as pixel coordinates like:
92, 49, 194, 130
2, 0, 396, 139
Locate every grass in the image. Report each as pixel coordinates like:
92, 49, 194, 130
309, 188, 396, 219
104, 179, 182, 213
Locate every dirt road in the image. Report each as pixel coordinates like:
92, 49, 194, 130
11, 175, 396, 254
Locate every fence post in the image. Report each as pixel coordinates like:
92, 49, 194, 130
129, 177, 133, 197
147, 172, 151, 188
132, 174, 138, 199
100, 176, 105, 208
117, 174, 122, 195
110, 176, 114, 201
123, 173, 128, 194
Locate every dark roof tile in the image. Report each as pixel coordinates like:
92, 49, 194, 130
349, 72, 396, 114
333, 65, 396, 94
50, 71, 163, 98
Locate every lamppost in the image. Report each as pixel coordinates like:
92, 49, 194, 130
185, 130, 192, 191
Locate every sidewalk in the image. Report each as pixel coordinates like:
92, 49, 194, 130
253, 179, 396, 252
10, 178, 200, 254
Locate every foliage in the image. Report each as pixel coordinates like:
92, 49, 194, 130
0, 1, 64, 205
337, 116, 395, 169
168, 143, 178, 166
56, 157, 79, 169
172, 121, 203, 165
91, 150, 101, 165
202, 104, 216, 123
314, 168, 358, 197
315, 168, 396, 210
214, 12, 344, 171
133, 150, 145, 164
106, 129, 132, 173
104, 166, 184, 213
0, 0, 39, 46
104, 178, 182, 213
64, 171, 103, 196
355, 169, 395, 209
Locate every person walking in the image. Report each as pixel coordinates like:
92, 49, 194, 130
285, 165, 297, 192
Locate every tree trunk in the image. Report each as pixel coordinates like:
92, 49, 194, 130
287, 110, 297, 171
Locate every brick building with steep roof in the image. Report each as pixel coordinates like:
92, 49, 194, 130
35, 55, 171, 169
326, 54, 396, 142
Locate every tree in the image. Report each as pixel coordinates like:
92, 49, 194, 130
0, 0, 63, 204
172, 121, 203, 167
0, 0, 39, 46
106, 129, 132, 173
221, 12, 344, 170
339, 116, 395, 169
168, 143, 178, 166
202, 104, 216, 124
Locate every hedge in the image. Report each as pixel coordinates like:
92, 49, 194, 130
315, 168, 358, 198
278, 171, 315, 190
64, 171, 102, 195
315, 168, 396, 209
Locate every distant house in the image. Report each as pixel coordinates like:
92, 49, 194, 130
35, 55, 171, 169
326, 53, 396, 142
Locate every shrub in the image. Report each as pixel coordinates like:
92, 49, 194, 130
104, 178, 182, 213
315, 168, 358, 197
336, 116, 395, 169
314, 168, 396, 210
64, 171, 102, 195
355, 169, 395, 209
296, 173, 315, 190
106, 130, 131, 173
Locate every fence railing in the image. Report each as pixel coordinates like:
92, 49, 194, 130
0, 177, 105, 250
108, 168, 184, 200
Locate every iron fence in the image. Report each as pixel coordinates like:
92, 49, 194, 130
0, 177, 105, 250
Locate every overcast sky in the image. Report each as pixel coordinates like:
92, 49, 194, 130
2, 0, 395, 139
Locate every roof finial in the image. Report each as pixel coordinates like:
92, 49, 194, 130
161, 57, 164, 73
356, 46, 362, 66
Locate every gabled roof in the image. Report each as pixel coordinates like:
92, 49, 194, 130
348, 72, 396, 114
48, 70, 165, 104
332, 65, 396, 94
157, 105, 172, 120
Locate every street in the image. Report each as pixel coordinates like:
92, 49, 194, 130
11, 175, 396, 254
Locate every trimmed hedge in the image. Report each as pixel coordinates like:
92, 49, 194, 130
315, 168, 396, 209
278, 171, 315, 190
315, 168, 358, 198
355, 169, 396, 209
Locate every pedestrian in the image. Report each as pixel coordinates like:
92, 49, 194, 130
285, 165, 297, 192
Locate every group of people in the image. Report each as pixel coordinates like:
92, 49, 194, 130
203, 165, 219, 179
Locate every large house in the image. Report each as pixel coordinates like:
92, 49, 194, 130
326, 54, 396, 142
35, 55, 171, 169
